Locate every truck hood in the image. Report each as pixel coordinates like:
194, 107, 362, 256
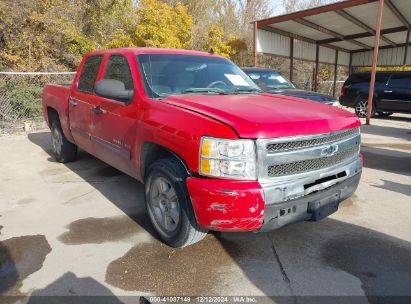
163, 94, 360, 139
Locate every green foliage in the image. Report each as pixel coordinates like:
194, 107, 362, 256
0, 79, 43, 119
62, 28, 95, 58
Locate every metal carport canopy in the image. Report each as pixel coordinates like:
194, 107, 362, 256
252, 0, 411, 114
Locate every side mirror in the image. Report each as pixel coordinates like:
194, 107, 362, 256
95, 79, 134, 102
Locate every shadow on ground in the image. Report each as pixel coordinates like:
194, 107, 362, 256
360, 146, 411, 175
373, 115, 411, 124
27, 272, 124, 304
0, 235, 51, 296
361, 124, 411, 141
27, 132, 411, 301
371, 179, 411, 197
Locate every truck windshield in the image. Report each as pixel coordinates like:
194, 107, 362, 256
245, 70, 295, 90
137, 54, 260, 99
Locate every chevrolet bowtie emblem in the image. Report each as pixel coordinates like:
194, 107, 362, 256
321, 144, 339, 156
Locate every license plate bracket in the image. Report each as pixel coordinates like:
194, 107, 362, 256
307, 193, 340, 221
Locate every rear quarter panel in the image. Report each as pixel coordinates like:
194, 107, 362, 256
42, 84, 74, 143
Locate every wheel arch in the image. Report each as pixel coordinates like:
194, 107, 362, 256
46, 107, 60, 127
140, 142, 191, 181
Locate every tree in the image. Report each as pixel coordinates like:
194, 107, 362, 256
133, 0, 192, 49
0, 0, 135, 71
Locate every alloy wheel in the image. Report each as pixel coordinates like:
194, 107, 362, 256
148, 177, 181, 233
355, 100, 368, 117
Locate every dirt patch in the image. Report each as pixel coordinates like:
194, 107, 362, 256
58, 215, 143, 245
17, 198, 34, 205
339, 194, 361, 215
105, 235, 232, 294
39, 167, 68, 176
0, 226, 3, 235
340, 194, 358, 207
105, 233, 275, 295
0, 235, 52, 296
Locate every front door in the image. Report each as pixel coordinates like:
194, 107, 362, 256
69, 55, 104, 153
91, 54, 139, 176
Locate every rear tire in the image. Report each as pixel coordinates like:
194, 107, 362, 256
50, 119, 77, 163
145, 158, 207, 247
355, 98, 376, 118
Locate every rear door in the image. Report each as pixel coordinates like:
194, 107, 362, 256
69, 55, 103, 152
91, 54, 139, 175
379, 74, 411, 112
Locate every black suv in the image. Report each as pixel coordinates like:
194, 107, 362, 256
340, 71, 411, 117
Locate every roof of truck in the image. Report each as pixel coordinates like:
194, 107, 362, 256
85, 47, 224, 58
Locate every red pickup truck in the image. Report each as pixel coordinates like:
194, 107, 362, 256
43, 48, 362, 247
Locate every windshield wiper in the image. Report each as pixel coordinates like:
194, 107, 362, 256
229, 88, 261, 94
181, 88, 229, 95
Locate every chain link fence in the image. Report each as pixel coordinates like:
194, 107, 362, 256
0, 72, 75, 133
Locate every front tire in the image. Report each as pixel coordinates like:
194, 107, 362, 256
145, 158, 207, 247
50, 119, 77, 163
355, 98, 376, 118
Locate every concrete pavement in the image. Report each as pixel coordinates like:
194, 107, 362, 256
0, 114, 410, 303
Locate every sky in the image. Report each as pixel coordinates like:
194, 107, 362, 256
270, 0, 287, 16
269, 0, 340, 17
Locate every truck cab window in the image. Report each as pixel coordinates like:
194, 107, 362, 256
104, 55, 134, 91
77, 55, 103, 93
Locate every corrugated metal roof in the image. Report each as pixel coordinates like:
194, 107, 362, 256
344, 2, 403, 30
304, 11, 365, 35
255, 0, 411, 67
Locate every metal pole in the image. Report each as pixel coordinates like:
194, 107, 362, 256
314, 44, 320, 92
403, 29, 410, 69
253, 22, 258, 67
333, 50, 339, 97
290, 37, 294, 81
366, 0, 385, 125
349, 52, 353, 74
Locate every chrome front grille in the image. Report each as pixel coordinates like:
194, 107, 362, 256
266, 127, 358, 153
267, 146, 358, 177
257, 127, 361, 181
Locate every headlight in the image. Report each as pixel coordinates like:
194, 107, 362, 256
199, 137, 257, 180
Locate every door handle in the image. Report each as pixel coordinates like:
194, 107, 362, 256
384, 90, 393, 93
69, 98, 78, 107
91, 106, 106, 114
